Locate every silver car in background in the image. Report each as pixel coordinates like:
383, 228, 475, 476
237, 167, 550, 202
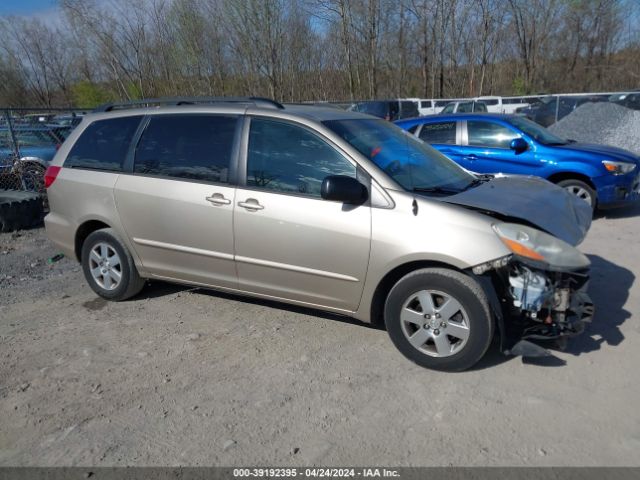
44, 97, 594, 371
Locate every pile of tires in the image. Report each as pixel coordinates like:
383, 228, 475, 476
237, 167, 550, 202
0, 190, 44, 232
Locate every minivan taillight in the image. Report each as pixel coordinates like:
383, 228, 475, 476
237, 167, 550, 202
44, 166, 62, 189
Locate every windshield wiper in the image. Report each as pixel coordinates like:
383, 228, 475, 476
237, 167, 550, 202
461, 177, 489, 191
413, 186, 462, 195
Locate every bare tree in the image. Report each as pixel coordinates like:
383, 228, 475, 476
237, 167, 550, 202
0, 0, 638, 107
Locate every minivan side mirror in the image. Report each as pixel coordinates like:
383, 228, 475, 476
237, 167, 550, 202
510, 137, 528, 154
321, 175, 368, 204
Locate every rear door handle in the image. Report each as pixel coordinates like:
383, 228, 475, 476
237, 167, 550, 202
206, 193, 231, 205
463, 154, 478, 161
238, 198, 264, 211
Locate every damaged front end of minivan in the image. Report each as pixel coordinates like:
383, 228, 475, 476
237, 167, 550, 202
470, 223, 594, 357
438, 175, 595, 356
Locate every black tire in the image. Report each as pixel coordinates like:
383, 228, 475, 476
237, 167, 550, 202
557, 179, 596, 210
0, 190, 44, 232
81, 228, 145, 301
384, 268, 494, 372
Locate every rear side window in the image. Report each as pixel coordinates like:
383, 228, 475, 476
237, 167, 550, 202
399, 101, 419, 119
65, 116, 142, 171
134, 115, 237, 184
419, 122, 456, 144
246, 118, 355, 197
15, 130, 58, 147
467, 121, 518, 148
358, 102, 387, 118
420, 100, 432, 108
457, 102, 474, 113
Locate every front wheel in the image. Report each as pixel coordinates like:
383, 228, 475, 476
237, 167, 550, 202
557, 179, 596, 209
384, 268, 494, 372
81, 228, 145, 301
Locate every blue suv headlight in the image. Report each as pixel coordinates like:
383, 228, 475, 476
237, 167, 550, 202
602, 160, 636, 175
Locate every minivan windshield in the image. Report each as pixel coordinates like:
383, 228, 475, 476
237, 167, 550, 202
323, 118, 475, 193
507, 116, 569, 145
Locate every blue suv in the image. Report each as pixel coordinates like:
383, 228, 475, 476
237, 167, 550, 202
395, 113, 640, 209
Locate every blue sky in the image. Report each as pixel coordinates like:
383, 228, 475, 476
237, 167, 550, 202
0, 0, 56, 15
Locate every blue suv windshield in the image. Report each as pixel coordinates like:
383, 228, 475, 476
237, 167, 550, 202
324, 118, 474, 193
508, 116, 569, 145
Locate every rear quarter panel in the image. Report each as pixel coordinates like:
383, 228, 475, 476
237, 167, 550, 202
44, 115, 144, 269
45, 169, 138, 264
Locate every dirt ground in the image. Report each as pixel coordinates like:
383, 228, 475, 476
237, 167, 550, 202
1, 205, 639, 467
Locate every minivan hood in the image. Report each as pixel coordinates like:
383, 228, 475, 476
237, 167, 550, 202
556, 142, 640, 164
438, 176, 592, 245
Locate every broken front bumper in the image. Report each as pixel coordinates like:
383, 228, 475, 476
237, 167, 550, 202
477, 259, 595, 356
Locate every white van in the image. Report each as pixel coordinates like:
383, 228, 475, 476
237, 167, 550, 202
403, 98, 438, 116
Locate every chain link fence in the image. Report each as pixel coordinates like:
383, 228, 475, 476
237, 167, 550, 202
1, 107, 87, 206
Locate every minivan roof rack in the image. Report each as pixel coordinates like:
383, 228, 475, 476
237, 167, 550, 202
92, 96, 285, 113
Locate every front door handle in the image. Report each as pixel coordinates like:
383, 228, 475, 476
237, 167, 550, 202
238, 198, 264, 211
206, 193, 231, 205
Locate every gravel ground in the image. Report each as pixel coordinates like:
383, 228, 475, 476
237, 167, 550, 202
1, 206, 639, 467
549, 102, 640, 155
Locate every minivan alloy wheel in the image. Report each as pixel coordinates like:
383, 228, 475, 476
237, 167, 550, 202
400, 289, 470, 357
89, 242, 122, 290
81, 228, 145, 301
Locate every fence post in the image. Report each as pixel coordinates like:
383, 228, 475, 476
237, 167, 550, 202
4, 109, 20, 159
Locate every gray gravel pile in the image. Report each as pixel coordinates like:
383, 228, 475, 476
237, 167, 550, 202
548, 102, 640, 155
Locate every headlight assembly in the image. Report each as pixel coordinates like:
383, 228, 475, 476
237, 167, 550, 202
602, 160, 636, 175
493, 223, 590, 270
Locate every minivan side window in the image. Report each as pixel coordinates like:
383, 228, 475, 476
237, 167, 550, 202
65, 116, 142, 171
419, 122, 457, 145
134, 115, 237, 184
467, 121, 519, 149
246, 118, 356, 197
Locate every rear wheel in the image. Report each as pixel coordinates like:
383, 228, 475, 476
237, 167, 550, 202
384, 268, 493, 372
557, 179, 596, 209
81, 228, 145, 301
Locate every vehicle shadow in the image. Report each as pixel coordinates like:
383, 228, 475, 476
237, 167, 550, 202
468, 254, 633, 370
137, 280, 385, 331
562, 254, 633, 356
136, 253, 633, 368
595, 202, 640, 219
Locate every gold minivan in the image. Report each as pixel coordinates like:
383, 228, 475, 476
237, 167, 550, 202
45, 97, 594, 371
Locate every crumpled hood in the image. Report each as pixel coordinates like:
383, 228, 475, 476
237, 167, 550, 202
440, 175, 592, 246
557, 143, 640, 165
